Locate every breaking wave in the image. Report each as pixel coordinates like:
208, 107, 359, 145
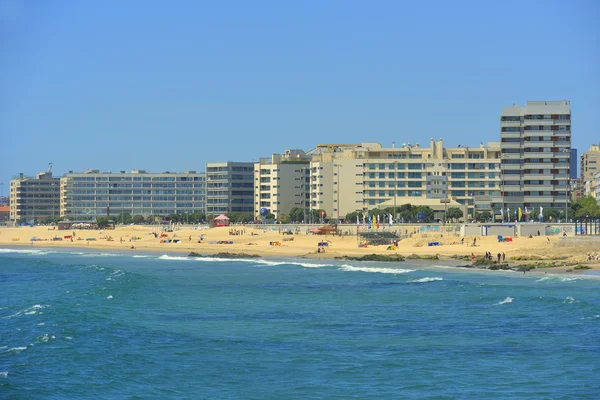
339, 265, 415, 274
407, 277, 443, 283
496, 297, 513, 305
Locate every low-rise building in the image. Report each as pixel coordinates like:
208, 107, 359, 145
60, 170, 206, 220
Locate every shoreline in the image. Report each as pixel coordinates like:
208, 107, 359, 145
2, 225, 600, 275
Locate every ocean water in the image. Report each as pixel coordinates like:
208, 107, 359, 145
1, 248, 599, 399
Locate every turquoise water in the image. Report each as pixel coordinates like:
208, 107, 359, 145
1, 248, 599, 399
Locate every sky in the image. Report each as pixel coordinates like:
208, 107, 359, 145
1, 0, 599, 192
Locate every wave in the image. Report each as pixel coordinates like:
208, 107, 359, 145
82, 253, 118, 257
107, 295, 113, 299
0, 372, 7, 378
132, 255, 151, 258
5, 346, 27, 354
158, 255, 192, 261
496, 297, 513, 305
2, 304, 46, 319
536, 275, 579, 283
37, 334, 56, 343
564, 296, 577, 304
339, 265, 415, 274
161, 255, 334, 269
407, 277, 443, 283
0, 248, 51, 255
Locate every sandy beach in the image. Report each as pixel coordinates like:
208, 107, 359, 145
2, 225, 600, 274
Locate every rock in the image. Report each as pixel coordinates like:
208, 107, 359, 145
336, 254, 405, 262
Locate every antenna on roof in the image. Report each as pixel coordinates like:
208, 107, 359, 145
47, 163, 53, 173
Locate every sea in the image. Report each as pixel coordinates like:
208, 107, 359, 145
1, 248, 599, 399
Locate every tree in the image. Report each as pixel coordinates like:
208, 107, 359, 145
572, 196, 600, 218
345, 211, 362, 223
114, 212, 133, 224
413, 206, 435, 223
446, 207, 463, 222
288, 207, 304, 223
473, 211, 491, 222
227, 212, 254, 223
96, 217, 111, 229
132, 215, 146, 224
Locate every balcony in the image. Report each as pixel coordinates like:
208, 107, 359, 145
523, 163, 550, 169
501, 142, 523, 149
524, 196, 554, 203
523, 184, 553, 191
500, 131, 522, 139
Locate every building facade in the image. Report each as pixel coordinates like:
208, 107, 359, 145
9, 172, 61, 223
205, 162, 254, 217
60, 170, 206, 220
305, 140, 501, 220
253, 150, 310, 221
500, 101, 571, 213
580, 144, 600, 195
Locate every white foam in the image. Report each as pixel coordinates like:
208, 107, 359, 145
536, 275, 578, 283
107, 295, 113, 299
0, 248, 47, 255
2, 304, 46, 319
0, 371, 7, 377
65, 336, 72, 340
407, 277, 443, 283
496, 297, 514, 305
159, 255, 192, 261
38, 334, 55, 343
5, 346, 27, 353
38, 322, 45, 326
132, 255, 151, 258
564, 296, 577, 304
339, 265, 415, 274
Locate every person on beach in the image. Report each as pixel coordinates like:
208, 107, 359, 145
461, 238, 464, 245
497, 253, 501, 262
502, 252, 506, 261
471, 253, 475, 263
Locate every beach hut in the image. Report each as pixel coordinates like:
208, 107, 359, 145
210, 214, 230, 227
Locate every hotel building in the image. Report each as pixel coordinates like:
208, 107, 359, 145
9, 171, 61, 223
205, 162, 254, 217
256, 140, 502, 221
500, 101, 571, 213
60, 170, 206, 220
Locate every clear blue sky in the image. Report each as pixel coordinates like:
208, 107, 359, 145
1, 0, 598, 192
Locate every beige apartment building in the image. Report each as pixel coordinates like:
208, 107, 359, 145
308, 140, 501, 220
581, 144, 600, 196
256, 141, 502, 222
253, 150, 311, 220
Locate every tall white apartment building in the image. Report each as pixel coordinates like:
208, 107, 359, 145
253, 149, 311, 220
500, 101, 571, 212
60, 170, 206, 220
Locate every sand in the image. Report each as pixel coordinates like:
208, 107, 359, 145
1, 225, 599, 274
